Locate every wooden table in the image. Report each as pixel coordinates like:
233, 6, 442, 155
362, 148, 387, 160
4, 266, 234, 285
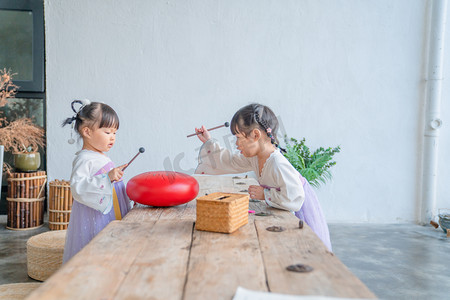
26, 175, 376, 300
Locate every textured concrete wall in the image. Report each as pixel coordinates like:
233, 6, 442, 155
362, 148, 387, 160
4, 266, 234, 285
44, 0, 450, 223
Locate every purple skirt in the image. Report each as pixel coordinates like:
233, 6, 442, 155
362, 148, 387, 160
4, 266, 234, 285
295, 176, 332, 251
63, 181, 130, 263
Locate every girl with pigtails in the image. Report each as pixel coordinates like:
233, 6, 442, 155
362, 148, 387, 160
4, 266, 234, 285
194, 103, 332, 251
61, 99, 131, 263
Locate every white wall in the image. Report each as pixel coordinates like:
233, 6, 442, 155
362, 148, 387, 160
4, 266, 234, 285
437, 2, 450, 220
44, 0, 449, 223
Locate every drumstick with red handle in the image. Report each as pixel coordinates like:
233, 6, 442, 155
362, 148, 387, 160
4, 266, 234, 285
187, 122, 230, 138
122, 147, 145, 171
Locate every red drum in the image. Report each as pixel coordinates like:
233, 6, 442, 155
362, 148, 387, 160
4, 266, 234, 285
126, 171, 199, 207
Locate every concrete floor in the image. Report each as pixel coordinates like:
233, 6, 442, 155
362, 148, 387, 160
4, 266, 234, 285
0, 215, 449, 299
0, 215, 49, 285
330, 223, 450, 299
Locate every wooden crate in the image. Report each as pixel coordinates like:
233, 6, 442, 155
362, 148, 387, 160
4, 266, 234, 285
195, 192, 249, 233
6, 171, 47, 230
49, 180, 73, 230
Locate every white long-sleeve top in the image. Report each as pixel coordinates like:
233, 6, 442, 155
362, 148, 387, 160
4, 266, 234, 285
195, 139, 305, 212
70, 150, 114, 214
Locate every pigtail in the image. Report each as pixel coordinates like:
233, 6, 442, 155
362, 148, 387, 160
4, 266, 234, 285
61, 116, 77, 127
254, 108, 286, 153
61, 99, 89, 128
62, 99, 92, 126
71, 99, 91, 113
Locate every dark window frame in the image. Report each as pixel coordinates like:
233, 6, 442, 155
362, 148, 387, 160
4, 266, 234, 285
0, 0, 45, 215
0, 0, 45, 92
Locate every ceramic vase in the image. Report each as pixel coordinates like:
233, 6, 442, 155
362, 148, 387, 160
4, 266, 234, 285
13, 152, 41, 172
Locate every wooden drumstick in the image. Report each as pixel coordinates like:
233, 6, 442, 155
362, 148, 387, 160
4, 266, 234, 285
122, 147, 145, 171
187, 122, 230, 138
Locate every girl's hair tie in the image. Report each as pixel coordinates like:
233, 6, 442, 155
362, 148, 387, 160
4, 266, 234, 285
67, 116, 77, 125
71, 99, 91, 114
266, 128, 276, 144
63, 99, 92, 144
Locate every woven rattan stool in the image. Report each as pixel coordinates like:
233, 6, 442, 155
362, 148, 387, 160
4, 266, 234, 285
27, 230, 66, 281
0, 282, 41, 299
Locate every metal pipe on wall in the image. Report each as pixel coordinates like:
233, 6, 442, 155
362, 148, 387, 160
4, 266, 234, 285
421, 0, 448, 224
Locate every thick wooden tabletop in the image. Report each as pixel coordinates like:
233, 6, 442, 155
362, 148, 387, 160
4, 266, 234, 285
26, 175, 376, 300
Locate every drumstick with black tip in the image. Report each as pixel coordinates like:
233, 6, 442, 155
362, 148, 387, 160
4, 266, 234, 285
122, 147, 145, 171
187, 122, 230, 138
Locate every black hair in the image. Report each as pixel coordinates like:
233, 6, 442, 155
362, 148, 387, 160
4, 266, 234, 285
230, 103, 285, 152
62, 100, 119, 134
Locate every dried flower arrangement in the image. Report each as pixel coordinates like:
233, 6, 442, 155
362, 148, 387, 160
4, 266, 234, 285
0, 68, 45, 163
0, 69, 17, 116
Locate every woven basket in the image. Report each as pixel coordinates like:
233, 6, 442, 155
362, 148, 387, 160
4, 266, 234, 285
6, 171, 47, 230
27, 230, 66, 281
0, 282, 41, 300
49, 180, 73, 230
196, 192, 249, 233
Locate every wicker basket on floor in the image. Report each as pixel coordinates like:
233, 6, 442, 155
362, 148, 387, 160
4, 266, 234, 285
27, 230, 66, 281
0, 282, 41, 300
6, 171, 47, 230
196, 192, 249, 233
48, 180, 73, 230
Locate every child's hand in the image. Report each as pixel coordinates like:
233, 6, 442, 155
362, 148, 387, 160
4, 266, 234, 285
108, 164, 128, 182
195, 125, 211, 143
248, 185, 265, 200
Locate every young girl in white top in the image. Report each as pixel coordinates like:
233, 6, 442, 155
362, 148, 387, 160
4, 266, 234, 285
195, 103, 331, 251
62, 100, 131, 263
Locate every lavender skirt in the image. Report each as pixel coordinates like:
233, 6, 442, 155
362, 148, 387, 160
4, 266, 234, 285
295, 176, 332, 251
62, 181, 130, 263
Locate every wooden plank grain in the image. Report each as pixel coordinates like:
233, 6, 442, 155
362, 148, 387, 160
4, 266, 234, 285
158, 201, 195, 221
124, 202, 197, 222
114, 219, 194, 300
193, 175, 259, 195
26, 221, 157, 300
122, 204, 164, 222
183, 219, 267, 300
159, 199, 197, 221
193, 175, 234, 194
255, 217, 377, 298
194, 175, 245, 196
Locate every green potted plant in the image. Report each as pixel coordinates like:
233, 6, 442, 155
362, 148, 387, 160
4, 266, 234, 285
283, 136, 340, 188
0, 69, 45, 172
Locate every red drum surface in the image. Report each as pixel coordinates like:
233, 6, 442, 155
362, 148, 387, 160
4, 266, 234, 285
126, 171, 199, 207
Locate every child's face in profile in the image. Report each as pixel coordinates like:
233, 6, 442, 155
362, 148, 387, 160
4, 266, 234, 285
235, 130, 259, 157
82, 126, 117, 153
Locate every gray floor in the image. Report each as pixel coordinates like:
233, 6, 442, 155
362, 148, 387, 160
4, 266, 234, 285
1, 215, 449, 299
329, 223, 450, 299
0, 215, 49, 285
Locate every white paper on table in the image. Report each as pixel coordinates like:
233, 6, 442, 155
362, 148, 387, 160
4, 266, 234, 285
232, 287, 375, 300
